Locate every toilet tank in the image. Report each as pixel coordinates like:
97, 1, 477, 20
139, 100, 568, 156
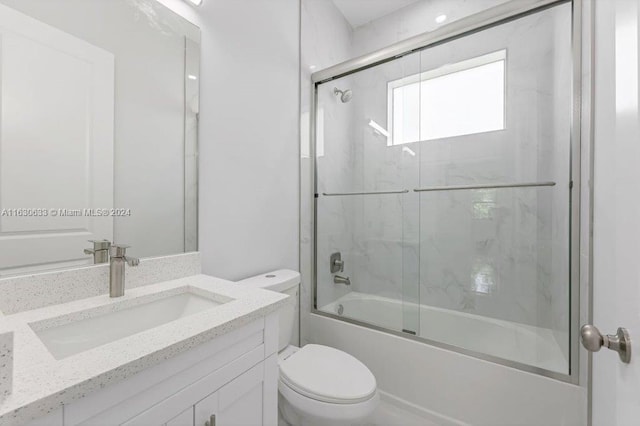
236, 270, 300, 352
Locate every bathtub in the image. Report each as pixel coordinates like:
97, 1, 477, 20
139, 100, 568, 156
321, 292, 567, 374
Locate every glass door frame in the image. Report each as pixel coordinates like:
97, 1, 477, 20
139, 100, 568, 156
309, 0, 584, 384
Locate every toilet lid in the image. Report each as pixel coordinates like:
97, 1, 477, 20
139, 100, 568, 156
279, 344, 377, 404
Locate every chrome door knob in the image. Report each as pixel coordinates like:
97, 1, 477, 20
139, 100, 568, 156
580, 324, 631, 363
581, 325, 604, 352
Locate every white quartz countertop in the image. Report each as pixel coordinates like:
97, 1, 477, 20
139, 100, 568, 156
0, 274, 289, 426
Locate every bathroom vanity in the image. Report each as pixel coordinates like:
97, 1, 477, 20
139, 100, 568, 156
0, 254, 288, 426
0, 1, 287, 424
55, 313, 279, 426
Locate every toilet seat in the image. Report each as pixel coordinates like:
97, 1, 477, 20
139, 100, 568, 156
279, 344, 377, 404
278, 378, 380, 426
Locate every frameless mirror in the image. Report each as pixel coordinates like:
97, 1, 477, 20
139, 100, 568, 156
0, 0, 200, 276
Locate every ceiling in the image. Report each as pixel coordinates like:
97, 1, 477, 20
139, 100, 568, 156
331, 0, 422, 28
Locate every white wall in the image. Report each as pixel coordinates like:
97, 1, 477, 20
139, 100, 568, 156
161, 0, 301, 281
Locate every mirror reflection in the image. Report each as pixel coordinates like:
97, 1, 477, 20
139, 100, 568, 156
0, 0, 200, 276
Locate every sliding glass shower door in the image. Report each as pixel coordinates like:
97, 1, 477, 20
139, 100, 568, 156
314, 1, 574, 378
315, 51, 422, 336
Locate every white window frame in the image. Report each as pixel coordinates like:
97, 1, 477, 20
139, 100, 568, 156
386, 49, 507, 146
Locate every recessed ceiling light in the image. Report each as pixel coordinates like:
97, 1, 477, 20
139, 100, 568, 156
184, 0, 203, 6
435, 14, 447, 24
309, 65, 317, 70
188, 75, 198, 80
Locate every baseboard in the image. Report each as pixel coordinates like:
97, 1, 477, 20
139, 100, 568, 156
378, 390, 470, 426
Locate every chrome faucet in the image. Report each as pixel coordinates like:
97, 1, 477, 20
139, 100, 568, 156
84, 240, 111, 264
334, 275, 351, 286
109, 245, 139, 297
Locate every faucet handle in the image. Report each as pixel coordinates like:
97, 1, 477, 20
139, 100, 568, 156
109, 244, 131, 258
125, 256, 140, 267
85, 240, 111, 254
109, 244, 139, 267
89, 239, 111, 249
85, 240, 111, 264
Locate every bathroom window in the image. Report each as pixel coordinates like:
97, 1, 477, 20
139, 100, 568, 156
387, 50, 506, 145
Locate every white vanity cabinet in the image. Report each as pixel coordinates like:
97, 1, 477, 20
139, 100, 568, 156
55, 313, 279, 426
124, 361, 270, 426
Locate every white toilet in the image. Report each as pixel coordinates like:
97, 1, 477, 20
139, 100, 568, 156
238, 270, 379, 426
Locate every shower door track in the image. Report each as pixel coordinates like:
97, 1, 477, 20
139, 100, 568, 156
309, 0, 583, 385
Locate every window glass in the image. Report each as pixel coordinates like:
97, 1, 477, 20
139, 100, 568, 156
389, 50, 506, 145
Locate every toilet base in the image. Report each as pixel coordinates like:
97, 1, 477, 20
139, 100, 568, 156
278, 382, 379, 426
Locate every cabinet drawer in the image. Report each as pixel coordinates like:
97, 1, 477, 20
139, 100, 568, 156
25, 408, 63, 426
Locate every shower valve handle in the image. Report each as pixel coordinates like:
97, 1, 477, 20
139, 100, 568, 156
330, 252, 344, 273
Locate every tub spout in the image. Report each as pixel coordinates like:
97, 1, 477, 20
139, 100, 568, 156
334, 275, 351, 285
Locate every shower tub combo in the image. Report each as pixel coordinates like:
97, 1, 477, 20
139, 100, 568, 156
306, 0, 585, 423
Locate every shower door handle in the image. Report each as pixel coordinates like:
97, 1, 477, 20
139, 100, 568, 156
580, 324, 631, 363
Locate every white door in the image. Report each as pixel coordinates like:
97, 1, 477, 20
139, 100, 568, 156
0, 4, 114, 276
591, 0, 640, 424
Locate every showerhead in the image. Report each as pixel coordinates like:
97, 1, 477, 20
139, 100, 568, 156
334, 87, 353, 103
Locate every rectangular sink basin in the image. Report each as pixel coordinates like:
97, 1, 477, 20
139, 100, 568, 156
32, 292, 224, 360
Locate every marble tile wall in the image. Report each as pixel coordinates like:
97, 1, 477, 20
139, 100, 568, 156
350, 0, 511, 58
344, 5, 572, 339
300, 0, 354, 344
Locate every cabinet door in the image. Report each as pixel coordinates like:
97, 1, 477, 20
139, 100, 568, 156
165, 407, 194, 426
194, 363, 264, 426
194, 391, 219, 426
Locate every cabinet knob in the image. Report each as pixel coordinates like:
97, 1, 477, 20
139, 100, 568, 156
205, 414, 216, 426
